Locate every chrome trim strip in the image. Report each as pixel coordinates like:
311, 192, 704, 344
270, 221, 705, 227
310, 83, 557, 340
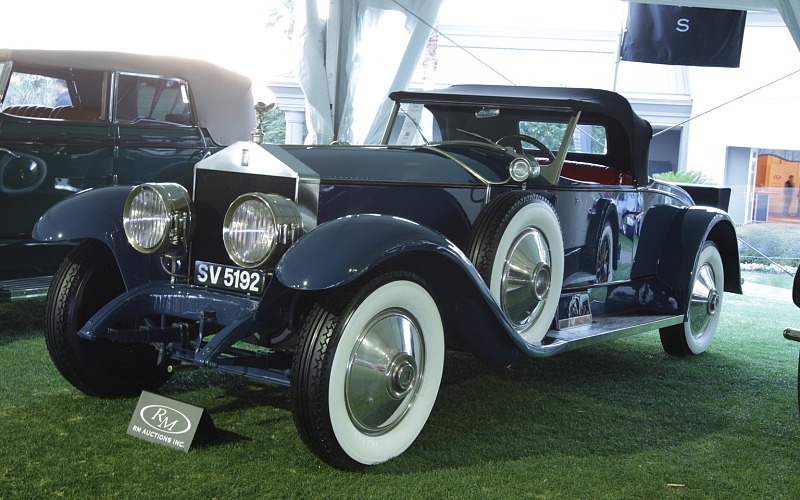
528, 314, 683, 357
419, 144, 509, 187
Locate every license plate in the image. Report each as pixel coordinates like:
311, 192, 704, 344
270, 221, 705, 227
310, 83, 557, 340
194, 261, 266, 294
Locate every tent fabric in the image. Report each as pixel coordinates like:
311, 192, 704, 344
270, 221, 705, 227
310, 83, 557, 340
295, 0, 441, 145
294, 1, 334, 145
295, 0, 799, 144
774, 0, 800, 52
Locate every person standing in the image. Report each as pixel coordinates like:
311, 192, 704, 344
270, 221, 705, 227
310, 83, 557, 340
53, 80, 71, 107
796, 179, 800, 217
785, 175, 795, 216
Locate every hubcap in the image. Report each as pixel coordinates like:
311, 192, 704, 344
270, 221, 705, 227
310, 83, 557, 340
530, 262, 551, 301
345, 309, 424, 435
501, 227, 551, 330
386, 353, 417, 399
689, 262, 718, 338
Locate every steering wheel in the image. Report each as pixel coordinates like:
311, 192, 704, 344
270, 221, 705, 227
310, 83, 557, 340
496, 134, 556, 163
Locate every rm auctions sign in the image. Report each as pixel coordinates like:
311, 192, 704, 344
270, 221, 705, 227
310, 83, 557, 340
127, 391, 216, 452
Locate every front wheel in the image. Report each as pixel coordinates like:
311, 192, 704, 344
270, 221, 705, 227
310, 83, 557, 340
660, 241, 724, 356
291, 270, 445, 470
44, 240, 170, 397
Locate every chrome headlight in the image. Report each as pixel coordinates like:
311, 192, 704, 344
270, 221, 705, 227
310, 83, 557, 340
509, 157, 540, 183
223, 193, 303, 268
123, 183, 193, 254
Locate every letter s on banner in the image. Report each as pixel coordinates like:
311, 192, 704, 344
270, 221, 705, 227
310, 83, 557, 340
620, 4, 746, 67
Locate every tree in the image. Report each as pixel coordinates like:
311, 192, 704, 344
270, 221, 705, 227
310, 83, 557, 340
653, 170, 716, 185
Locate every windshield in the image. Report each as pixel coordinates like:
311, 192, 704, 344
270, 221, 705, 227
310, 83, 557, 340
385, 101, 607, 156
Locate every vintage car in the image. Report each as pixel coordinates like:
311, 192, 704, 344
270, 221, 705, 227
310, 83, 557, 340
0, 49, 255, 300
34, 85, 742, 470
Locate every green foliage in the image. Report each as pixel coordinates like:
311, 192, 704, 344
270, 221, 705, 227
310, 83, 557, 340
653, 170, 716, 185
260, 105, 288, 144
519, 121, 567, 152
518, 122, 606, 154
3, 292, 800, 497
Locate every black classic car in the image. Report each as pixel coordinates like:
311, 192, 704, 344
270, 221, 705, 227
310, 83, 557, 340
0, 49, 255, 300
34, 85, 741, 470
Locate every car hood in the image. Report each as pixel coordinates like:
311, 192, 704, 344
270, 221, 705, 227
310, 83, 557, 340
279, 143, 518, 186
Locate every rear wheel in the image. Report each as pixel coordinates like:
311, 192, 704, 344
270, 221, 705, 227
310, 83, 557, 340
660, 242, 724, 356
292, 270, 445, 470
45, 240, 170, 397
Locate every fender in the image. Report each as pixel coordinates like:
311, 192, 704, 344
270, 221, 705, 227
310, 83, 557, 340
276, 214, 531, 366
275, 214, 612, 365
276, 213, 473, 290
665, 206, 741, 296
634, 205, 741, 315
32, 185, 161, 289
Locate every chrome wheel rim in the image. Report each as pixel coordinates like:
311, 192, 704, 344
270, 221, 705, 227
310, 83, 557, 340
689, 262, 719, 338
345, 309, 424, 435
500, 227, 552, 330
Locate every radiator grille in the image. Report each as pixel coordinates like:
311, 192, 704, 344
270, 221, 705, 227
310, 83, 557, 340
192, 169, 298, 266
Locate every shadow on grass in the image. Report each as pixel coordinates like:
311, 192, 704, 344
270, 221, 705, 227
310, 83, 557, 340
10, 332, 783, 474
375, 335, 786, 473
6, 289, 798, 476
158, 369, 294, 416
0, 298, 45, 346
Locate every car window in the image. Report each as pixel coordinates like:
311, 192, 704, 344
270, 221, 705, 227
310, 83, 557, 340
2, 72, 72, 108
115, 73, 193, 125
519, 121, 607, 155
388, 102, 607, 156
389, 103, 440, 145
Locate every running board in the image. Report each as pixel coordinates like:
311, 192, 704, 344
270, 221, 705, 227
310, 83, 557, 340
0, 276, 53, 301
530, 314, 684, 357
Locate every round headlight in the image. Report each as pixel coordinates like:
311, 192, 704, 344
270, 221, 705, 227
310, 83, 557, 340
509, 157, 540, 183
223, 193, 303, 268
123, 183, 193, 254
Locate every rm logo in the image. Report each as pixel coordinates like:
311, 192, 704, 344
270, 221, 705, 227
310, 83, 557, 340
140, 404, 192, 434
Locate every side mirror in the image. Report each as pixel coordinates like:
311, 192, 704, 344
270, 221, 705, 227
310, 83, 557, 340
793, 265, 800, 308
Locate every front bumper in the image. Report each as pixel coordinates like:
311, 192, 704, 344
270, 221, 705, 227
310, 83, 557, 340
77, 282, 293, 385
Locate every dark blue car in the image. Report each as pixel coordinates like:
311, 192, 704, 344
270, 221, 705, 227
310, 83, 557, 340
34, 85, 742, 470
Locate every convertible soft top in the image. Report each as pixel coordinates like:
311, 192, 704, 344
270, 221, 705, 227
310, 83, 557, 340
390, 85, 653, 185
0, 48, 256, 145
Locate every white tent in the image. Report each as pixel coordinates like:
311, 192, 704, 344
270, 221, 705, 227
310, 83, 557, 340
296, 0, 799, 145
295, 0, 441, 145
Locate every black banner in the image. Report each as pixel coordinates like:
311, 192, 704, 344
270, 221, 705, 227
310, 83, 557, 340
621, 4, 747, 68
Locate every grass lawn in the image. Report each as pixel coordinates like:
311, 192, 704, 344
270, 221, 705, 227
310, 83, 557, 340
2, 287, 800, 498
742, 269, 795, 290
